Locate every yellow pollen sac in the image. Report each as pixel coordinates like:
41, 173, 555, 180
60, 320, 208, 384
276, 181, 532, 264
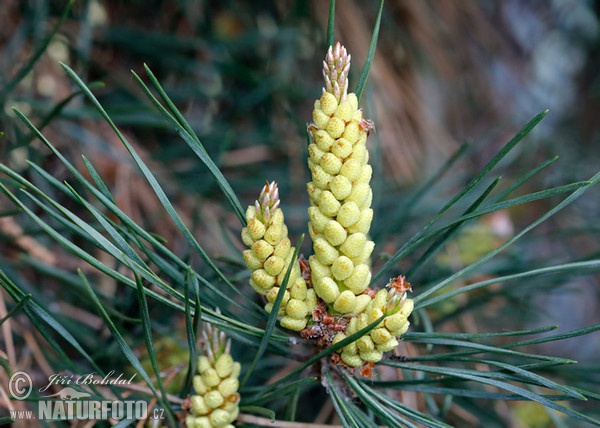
384, 312, 408, 332
339, 158, 362, 181
215, 354, 234, 378
320, 91, 339, 115
223, 398, 239, 412
309, 161, 333, 190
344, 264, 371, 294
190, 395, 210, 415
362, 189, 373, 209
201, 368, 220, 387
242, 250, 262, 271
317, 190, 341, 217
280, 316, 308, 331
341, 352, 363, 367
357, 313, 368, 330
263, 224, 284, 245
209, 408, 231, 427
367, 307, 384, 325
309, 255, 331, 281
308, 224, 319, 242
290, 278, 307, 300
308, 206, 330, 232
198, 356, 212, 373
315, 277, 340, 303
186, 416, 207, 427
309, 143, 325, 163
325, 117, 346, 139
342, 120, 361, 143
363, 154, 371, 171
252, 240, 274, 260
371, 328, 392, 344
348, 208, 373, 234
329, 175, 352, 200
273, 238, 291, 259
345, 316, 358, 335
264, 302, 283, 316
373, 289, 388, 309
278, 255, 298, 283
331, 255, 354, 281
246, 218, 266, 240
347, 93, 359, 111
357, 335, 374, 352
314, 129, 335, 151
339, 233, 367, 258
331, 137, 353, 159
393, 322, 410, 336
333, 100, 355, 122
266, 287, 290, 305
245, 206, 257, 223
377, 337, 399, 352
357, 130, 368, 146
241, 228, 253, 247
250, 269, 275, 291
320, 153, 343, 175
333, 290, 357, 313
204, 390, 224, 409
343, 340, 358, 354
306, 289, 317, 309
271, 209, 284, 226
229, 408, 240, 424
352, 109, 363, 122
263, 255, 285, 277
345, 182, 371, 207
323, 220, 347, 247
356, 164, 373, 185
337, 201, 360, 228
353, 294, 372, 314
332, 332, 346, 346
228, 364, 240, 382
314, 237, 340, 265
399, 299, 415, 317
349, 142, 367, 164
352, 240, 374, 265
309, 223, 319, 240
360, 349, 383, 363
312, 108, 329, 129
307, 183, 322, 204
286, 299, 309, 319
193, 375, 210, 395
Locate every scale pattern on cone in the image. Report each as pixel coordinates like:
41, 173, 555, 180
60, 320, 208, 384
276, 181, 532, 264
333, 278, 414, 367
306, 43, 414, 368
186, 322, 240, 428
307, 42, 375, 315
241, 181, 317, 331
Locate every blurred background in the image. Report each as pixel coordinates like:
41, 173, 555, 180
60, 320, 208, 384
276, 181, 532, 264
1, 1, 600, 426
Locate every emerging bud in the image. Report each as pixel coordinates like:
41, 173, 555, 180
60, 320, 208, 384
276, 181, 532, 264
323, 42, 351, 102
256, 181, 280, 224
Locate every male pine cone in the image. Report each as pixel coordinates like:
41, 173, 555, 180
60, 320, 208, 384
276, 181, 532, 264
186, 322, 240, 428
332, 279, 414, 367
238, 42, 414, 370
307, 42, 375, 315
241, 181, 317, 331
